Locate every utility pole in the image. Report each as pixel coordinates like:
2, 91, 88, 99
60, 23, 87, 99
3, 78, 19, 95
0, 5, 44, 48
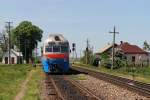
24, 39, 27, 64
17, 35, 21, 64
86, 39, 89, 64
109, 26, 119, 70
35, 43, 38, 65
5, 21, 13, 64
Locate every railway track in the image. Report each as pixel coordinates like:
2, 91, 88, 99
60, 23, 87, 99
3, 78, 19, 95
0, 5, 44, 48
45, 74, 64, 100
45, 73, 101, 100
72, 65, 150, 98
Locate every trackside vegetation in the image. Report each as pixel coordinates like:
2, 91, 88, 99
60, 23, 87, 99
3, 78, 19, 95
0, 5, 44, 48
0, 64, 32, 100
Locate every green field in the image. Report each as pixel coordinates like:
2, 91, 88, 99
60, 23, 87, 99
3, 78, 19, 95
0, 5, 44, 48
0, 64, 40, 100
73, 63, 150, 83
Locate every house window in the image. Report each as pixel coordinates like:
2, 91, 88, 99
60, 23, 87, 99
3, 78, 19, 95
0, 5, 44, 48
132, 56, 135, 62
11, 57, 15, 64
5, 57, 8, 64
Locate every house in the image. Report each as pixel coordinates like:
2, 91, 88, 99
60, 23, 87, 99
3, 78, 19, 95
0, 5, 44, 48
117, 41, 149, 66
94, 43, 117, 66
95, 43, 118, 57
97, 41, 149, 66
2, 49, 23, 64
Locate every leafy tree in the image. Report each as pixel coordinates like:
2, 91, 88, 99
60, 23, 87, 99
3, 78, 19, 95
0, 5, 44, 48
80, 49, 94, 65
100, 52, 111, 68
0, 32, 8, 59
0, 33, 7, 51
143, 40, 150, 51
12, 21, 43, 63
115, 51, 127, 68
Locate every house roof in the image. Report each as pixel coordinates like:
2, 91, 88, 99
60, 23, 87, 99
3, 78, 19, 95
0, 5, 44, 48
118, 42, 148, 54
11, 49, 23, 56
3, 49, 23, 57
98, 43, 117, 54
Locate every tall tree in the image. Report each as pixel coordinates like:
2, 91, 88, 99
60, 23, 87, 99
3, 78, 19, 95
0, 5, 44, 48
12, 21, 43, 63
143, 40, 150, 51
0, 32, 8, 54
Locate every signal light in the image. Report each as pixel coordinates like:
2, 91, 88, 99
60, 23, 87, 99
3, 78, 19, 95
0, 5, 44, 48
72, 43, 75, 47
72, 43, 76, 51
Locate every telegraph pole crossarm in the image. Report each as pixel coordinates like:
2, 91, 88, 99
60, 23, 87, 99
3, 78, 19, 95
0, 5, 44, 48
109, 26, 119, 70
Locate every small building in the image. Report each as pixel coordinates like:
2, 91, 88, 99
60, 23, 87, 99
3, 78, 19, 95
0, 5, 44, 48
97, 41, 149, 66
117, 42, 149, 66
95, 43, 118, 57
2, 49, 23, 64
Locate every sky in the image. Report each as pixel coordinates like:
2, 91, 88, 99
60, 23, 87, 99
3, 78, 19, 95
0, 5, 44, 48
0, 0, 150, 57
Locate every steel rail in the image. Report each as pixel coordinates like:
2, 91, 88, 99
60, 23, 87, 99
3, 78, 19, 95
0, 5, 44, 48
64, 76, 101, 100
49, 75, 65, 100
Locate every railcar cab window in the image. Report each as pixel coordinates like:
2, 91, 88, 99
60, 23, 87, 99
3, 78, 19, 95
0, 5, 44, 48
45, 46, 52, 52
61, 46, 68, 53
53, 45, 60, 52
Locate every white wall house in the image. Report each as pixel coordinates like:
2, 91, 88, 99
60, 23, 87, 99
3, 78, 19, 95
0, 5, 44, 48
117, 42, 149, 66
2, 49, 23, 64
97, 41, 149, 66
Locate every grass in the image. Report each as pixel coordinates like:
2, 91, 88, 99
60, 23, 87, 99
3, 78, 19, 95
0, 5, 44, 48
70, 74, 87, 81
23, 66, 43, 100
0, 64, 32, 100
73, 63, 150, 83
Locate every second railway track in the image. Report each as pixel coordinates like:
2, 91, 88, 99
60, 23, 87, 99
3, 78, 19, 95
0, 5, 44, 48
72, 65, 150, 98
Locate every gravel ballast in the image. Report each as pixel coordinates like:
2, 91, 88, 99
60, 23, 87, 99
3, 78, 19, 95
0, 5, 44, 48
71, 74, 149, 100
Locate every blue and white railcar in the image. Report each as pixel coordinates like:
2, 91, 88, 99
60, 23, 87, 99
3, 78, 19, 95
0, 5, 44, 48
42, 34, 70, 73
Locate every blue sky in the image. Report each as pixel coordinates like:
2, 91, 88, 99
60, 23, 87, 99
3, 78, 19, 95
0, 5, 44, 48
0, 0, 150, 57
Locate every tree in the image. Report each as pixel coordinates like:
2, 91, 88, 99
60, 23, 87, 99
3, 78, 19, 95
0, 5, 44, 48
0, 32, 8, 57
100, 52, 112, 68
80, 49, 94, 65
12, 21, 43, 63
143, 41, 150, 51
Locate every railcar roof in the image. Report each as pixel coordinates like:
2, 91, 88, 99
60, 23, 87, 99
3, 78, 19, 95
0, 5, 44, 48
44, 34, 68, 44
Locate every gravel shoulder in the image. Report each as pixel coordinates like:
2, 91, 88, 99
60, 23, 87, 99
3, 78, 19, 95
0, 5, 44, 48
70, 74, 149, 100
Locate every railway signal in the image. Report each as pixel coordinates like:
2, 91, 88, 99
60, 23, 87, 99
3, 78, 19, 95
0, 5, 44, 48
72, 43, 77, 64
72, 43, 76, 51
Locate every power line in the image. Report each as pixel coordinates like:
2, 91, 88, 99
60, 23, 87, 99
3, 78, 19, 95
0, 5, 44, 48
109, 26, 119, 70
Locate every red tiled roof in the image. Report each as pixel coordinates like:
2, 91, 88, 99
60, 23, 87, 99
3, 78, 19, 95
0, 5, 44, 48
118, 42, 148, 54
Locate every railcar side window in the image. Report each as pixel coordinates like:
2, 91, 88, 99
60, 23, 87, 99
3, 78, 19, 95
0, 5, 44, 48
53, 46, 60, 52
61, 46, 68, 53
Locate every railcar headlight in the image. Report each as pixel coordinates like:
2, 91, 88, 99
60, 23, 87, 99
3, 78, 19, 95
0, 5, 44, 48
64, 58, 67, 62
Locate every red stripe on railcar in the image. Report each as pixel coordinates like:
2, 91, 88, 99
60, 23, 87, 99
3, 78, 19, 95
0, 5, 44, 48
44, 53, 69, 59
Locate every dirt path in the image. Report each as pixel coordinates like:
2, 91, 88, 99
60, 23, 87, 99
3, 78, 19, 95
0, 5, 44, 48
14, 70, 33, 100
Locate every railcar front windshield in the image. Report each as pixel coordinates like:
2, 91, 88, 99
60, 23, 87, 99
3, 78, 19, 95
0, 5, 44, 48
53, 45, 60, 52
45, 46, 52, 52
45, 44, 69, 53
61, 46, 68, 53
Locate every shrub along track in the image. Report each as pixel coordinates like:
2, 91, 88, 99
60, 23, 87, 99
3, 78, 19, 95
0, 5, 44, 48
44, 72, 101, 100
72, 65, 150, 98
